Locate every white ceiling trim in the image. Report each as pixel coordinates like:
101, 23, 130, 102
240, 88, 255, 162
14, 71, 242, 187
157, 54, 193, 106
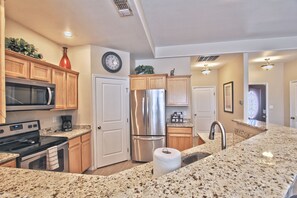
133, 0, 155, 56
155, 36, 297, 58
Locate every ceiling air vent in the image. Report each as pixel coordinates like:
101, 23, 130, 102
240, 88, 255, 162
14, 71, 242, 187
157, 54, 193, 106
197, 55, 219, 62
113, 0, 133, 17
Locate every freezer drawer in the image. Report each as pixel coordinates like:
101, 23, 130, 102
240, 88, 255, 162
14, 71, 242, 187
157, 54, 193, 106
132, 136, 166, 162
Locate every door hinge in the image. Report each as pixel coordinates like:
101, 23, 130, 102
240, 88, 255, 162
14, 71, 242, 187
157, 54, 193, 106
127, 118, 129, 123
213, 92, 215, 96
127, 148, 129, 152
214, 111, 216, 114
126, 88, 129, 93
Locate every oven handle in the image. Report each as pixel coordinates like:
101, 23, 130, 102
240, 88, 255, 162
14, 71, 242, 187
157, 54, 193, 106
21, 142, 68, 161
47, 87, 52, 105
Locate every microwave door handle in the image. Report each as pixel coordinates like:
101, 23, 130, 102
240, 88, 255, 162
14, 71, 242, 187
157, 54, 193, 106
47, 87, 52, 105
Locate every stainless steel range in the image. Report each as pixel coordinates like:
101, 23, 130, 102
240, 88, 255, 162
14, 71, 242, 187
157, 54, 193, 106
0, 120, 68, 172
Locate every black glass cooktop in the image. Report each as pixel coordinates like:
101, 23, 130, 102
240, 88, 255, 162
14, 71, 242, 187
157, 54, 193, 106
0, 131, 67, 157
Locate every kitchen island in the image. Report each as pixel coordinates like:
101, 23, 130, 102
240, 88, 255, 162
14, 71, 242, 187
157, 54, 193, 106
0, 123, 296, 197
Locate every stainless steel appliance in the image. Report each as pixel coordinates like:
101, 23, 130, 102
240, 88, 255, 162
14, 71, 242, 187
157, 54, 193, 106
0, 120, 68, 172
131, 89, 166, 162
5, 77, 55, 111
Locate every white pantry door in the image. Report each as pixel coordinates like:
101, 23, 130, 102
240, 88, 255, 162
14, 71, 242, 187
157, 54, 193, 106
95, 77, 129, 168
290, 81, 297, 128
192, 87, 216, 134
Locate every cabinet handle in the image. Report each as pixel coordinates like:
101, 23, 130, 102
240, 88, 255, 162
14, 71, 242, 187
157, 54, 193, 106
98, 126, 101, 129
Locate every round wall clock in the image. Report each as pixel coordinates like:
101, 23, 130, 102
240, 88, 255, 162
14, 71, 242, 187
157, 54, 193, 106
101, 51, 122, 73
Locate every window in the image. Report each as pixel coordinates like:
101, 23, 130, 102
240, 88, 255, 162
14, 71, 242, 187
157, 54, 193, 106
248, 90, 259, 119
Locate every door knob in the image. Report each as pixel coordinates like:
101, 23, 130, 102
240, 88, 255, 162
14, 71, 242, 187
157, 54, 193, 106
98, 126, 101, 129
291, 117, 295, 120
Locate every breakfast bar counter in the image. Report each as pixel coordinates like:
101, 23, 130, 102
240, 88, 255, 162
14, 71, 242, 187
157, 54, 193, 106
0, 123, 296, 197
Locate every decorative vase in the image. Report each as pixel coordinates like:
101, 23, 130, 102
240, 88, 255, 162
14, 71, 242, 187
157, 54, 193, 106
59, 47, 71, 69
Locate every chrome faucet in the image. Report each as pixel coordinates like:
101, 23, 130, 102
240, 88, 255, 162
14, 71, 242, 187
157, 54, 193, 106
209, 121, 227, 150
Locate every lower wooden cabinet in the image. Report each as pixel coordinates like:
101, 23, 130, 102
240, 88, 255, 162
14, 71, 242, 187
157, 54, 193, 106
68, 132, 91, 173
0, 159, 16, 168
167, 127, 193, 151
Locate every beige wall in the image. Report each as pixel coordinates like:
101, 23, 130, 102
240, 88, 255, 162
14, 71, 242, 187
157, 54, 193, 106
135, 57, 191, 75
191, 69, 218, 87
284, 59, 297, 126
68, 45, 92, 125
5, 18, 62, 64
91, 45, 130, 77
218, 54, 244, 132
249, 63, 284, 125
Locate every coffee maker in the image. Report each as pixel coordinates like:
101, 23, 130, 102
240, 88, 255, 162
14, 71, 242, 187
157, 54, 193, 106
61, 115, 72, 132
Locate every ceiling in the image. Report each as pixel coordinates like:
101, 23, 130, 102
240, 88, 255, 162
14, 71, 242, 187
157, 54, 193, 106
249, 49, 297, 64
5, 0, 297, 59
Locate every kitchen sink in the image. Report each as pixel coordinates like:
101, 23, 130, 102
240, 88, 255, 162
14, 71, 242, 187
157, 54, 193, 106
182, 152, 211, 167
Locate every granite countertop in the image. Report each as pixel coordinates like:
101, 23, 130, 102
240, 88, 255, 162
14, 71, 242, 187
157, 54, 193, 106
0, 124, 297, 197
43, 128, 92, 139
167, 119, 194, 128
0, 153, 19, 164
233, 119, 268, 131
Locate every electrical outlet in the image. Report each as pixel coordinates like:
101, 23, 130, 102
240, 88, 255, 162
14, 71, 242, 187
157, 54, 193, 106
52, 117, 57, 123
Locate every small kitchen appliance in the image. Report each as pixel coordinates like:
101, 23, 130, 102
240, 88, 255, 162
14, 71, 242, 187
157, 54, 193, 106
61, 115, 72, 132
170, 112, 184, 123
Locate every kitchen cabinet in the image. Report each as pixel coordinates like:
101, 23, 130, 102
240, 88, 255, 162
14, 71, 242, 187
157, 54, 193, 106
0, 159, 16, 168
30, 62, 52, 82
52, 69, 66, 109
66, 73, 78, 109
68, 132, 91, 173
69, 136, 82, 173
129, 74, 167, 90
167, 76, 191, 106
5, 55, 29, 79
0, 3, 5, 124
167, 127, 193, 151
4, 50, 79, 111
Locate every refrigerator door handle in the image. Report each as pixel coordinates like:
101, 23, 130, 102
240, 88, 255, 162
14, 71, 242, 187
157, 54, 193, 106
142, 96, 145, 125
133, 137, 165, 141
147, 96, 149, 131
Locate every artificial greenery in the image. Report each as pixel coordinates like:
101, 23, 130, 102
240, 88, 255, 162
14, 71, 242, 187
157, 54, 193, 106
135, 65, 154, 74
5, 37, 43, 59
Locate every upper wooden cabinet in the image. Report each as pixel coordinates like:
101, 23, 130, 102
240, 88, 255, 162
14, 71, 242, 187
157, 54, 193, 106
167, 76, 191, 106
129, 74, 167, 90
4, 50, 79, 110
5, 55, 29, 79
30, 63, 52, 82
52, 69, 66, 109
66, 73, 78, 109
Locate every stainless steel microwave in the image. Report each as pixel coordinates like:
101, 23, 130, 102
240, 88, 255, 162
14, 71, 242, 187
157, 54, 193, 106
5, 77, 55, 111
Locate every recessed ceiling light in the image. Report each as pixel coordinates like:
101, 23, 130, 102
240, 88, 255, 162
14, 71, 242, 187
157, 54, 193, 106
64, 31, 73, 38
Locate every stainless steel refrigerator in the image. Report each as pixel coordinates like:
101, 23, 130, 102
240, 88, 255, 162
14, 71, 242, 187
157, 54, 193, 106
131, 89, 166, 162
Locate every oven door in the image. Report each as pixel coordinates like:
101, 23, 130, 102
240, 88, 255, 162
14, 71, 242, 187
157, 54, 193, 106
20, 142, 68, 172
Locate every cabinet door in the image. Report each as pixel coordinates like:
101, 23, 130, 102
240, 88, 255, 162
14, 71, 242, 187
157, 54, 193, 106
167, 127, 193, 151
167, 77, 190, 106
148, 76, 166, 89
30, 63, 52, 82
5, 55, 29, 79
66, 73, 78, 109
81, 133, 91, 172
167, 133, 193, 151
0, 8, 5, 124
130, 77, 147, 90
52, 69, 66, 109
69, 137, 82, 173
0, 160, 16, 168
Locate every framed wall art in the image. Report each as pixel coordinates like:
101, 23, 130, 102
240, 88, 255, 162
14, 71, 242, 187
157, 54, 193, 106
223, 81, 234, 113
